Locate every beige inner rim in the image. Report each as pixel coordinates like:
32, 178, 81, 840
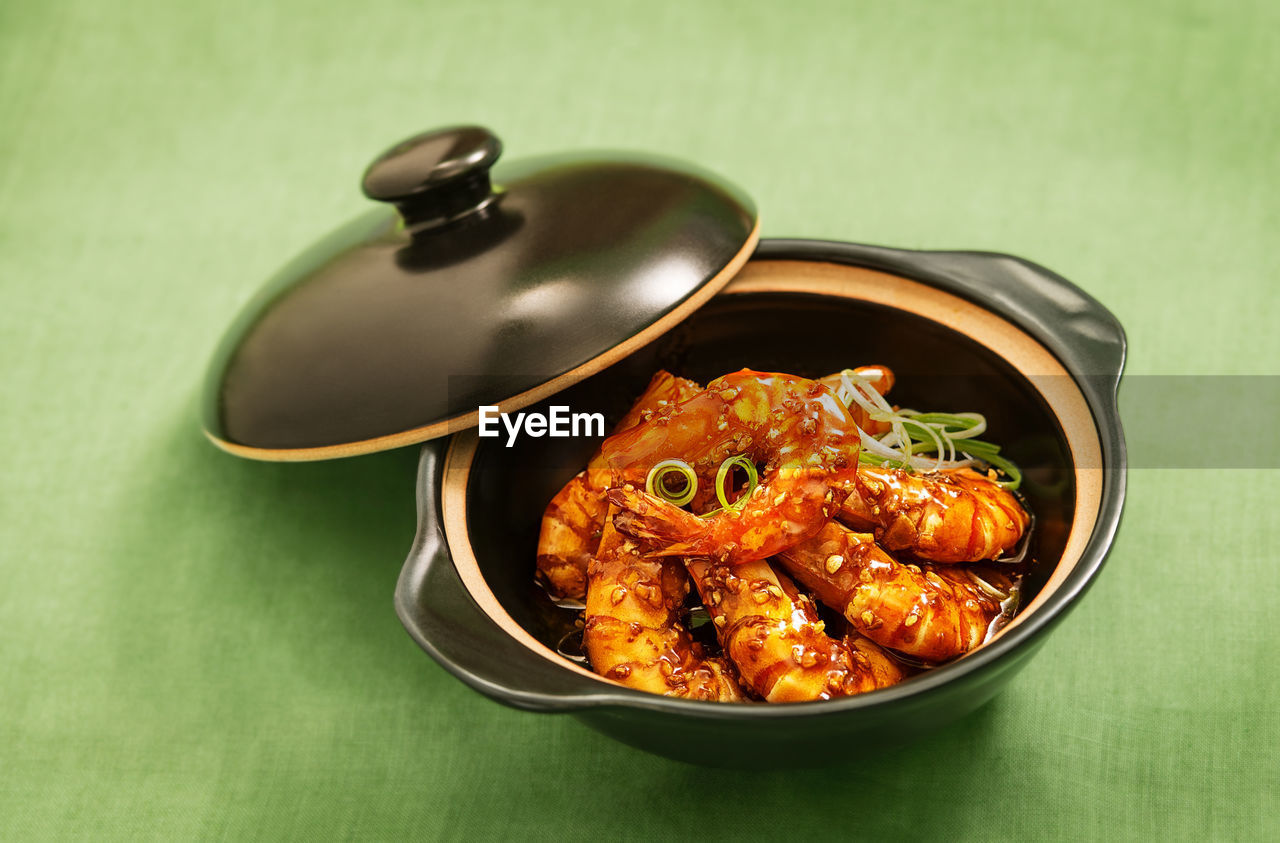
441, 259, 1104, 686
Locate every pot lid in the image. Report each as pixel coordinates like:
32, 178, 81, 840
202, 126, 759, 460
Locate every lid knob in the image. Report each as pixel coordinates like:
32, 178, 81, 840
362, 126, 502, 230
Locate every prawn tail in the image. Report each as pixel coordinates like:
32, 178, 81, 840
605, 486, 706, 552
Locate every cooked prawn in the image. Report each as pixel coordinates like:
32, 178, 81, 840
683, 555, 903, 701
776, 521, 1005, 661
838, 465, 1029, 563
603, 370, 862, 564
536, 371, 702, 599
583, 512, 745, 700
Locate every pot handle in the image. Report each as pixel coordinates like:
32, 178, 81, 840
877, 247, 1128, 458
394, 439, 623, 711
914, 248, 1126, 387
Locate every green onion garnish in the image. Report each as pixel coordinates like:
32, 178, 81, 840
902, 435, 1023, 491
645, 459, 697, 506
973, 451, 1022, 491
836, 369, 1021, 489
901, 411, 987, 437
714, 455, 759, 512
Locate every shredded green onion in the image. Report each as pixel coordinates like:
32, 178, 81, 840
902, 412, 988, 438
835, 369, 1022, 490
645, 459, 697, 506
976, 451, 1023, 491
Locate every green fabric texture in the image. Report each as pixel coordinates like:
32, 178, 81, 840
2, 0, 1276, 838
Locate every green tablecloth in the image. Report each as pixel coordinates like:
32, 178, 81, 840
3, 1, 1276, 838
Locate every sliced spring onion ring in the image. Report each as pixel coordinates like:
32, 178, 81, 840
714, 454, 759, 512
645, 459, 697, 506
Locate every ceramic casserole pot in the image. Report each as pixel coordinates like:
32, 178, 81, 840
204, 127, 1126, 766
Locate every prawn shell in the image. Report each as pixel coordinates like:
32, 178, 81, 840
840, 466, 1030, 563
682, 556, 903, 702
777, 521, 1003, 661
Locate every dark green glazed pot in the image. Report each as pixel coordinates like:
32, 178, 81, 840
203, 126, 1125, 765
394, 239, 1127, 767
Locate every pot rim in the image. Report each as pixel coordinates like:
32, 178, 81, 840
394, 238, 1127, 718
